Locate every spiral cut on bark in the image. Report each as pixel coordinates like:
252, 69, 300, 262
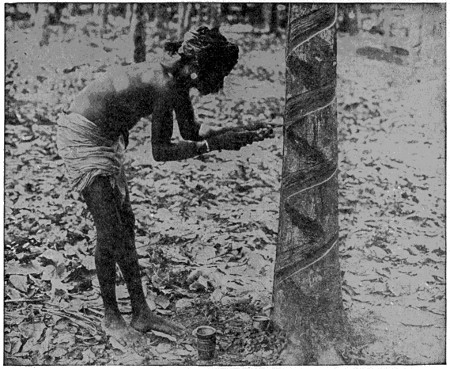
273, 4, 345, 365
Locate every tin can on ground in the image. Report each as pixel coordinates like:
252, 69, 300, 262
252, 315, 271, 331
193, 326, 216, 360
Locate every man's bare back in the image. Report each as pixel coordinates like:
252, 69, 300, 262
69, 62, 174, 139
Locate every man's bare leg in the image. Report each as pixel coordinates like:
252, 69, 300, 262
95, 249, 127, 331
83, 178, 128, 332
83, 176, 184, 337
117, 188, 185, 336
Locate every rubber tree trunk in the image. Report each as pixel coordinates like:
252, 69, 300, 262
131, 4, 146, 63
273, 4, 345, 365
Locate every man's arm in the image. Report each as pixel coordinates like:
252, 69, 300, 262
153, 94, 269, 162
172, 90, 203, 141
152, 98, 206, 162
173, 90, 243, 140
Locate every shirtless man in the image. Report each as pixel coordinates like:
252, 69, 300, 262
57, 27, 272, 337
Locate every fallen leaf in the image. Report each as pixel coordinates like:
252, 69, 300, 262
194, 246, 216, 264
109, 337, 126, 352
41, 265, 57, 280
79, 254, 96, 271
116, 351, 145, 365
146, 296, 157, 311
237, 312, 251, 322
155, 308, 172, 315
155, 294, 170, 309
53, 331, 75, 345
5, 260, 42, 275
210, 289, 223, 303
51, 347, 68, 358
5, 357, 33, 365
152, 330, 177, 342
175, 298, 193, 310
189, 275, 210, 291
9, 275, 28, 293
82, 349, 96, 364
156, 342, 172, 353
40, 249, 65, 266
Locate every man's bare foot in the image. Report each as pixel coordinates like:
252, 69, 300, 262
130, 307, 185, 336
103, 309, 127, 331
102, 310, 143, 345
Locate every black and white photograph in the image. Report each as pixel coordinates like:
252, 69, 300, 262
4, 2, 445, 365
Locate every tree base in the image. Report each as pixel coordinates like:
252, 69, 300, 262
280, 338, 344, 365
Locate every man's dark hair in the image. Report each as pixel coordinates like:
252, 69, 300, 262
165, 26, 239, 75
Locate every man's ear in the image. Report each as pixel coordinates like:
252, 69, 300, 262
182, 64, 197, 77
161, 63, 173, 78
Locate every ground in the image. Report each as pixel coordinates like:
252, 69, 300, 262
4, 15, 445, 365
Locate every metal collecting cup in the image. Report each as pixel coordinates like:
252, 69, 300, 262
252, 315, 271, 331
193, 326, 216, 360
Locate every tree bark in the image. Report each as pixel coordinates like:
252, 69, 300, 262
273, 4, 345, 365
131, 4, 146, 63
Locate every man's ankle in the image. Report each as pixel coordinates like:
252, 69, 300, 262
105, 306, 122, 317
132, 302, 153, 317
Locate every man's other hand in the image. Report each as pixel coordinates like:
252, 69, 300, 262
250, 127, 274, 141
207, 131, 255, 151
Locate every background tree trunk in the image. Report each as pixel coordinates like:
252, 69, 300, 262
154, 4, 165, 31
32, 3, 50, 46
270, 4, 279, 34
177, 3, 192, 39
273, 4, 345, 365
209, 4, 221, 29
101, 3, 109, 36
131, 4, 146, 63
262, 4, 272, 32
125, 3, 133, 24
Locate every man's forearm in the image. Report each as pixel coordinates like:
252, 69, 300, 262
153, 140, 208, 162
199, 124, 239, 139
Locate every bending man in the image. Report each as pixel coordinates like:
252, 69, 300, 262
57, 27, 272, 337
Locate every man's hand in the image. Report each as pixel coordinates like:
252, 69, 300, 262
206, 127, 274, 151
244, 121, 281, 131
249, 127, 275, 141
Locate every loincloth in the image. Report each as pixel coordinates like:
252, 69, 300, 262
56, 113, 127, 202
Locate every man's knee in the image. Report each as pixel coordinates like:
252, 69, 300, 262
122, 209, 135, 232
120, 196, 135, 233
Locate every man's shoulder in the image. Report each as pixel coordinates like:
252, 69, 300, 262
106, 62, 159, 80
101, 61, 168, 95
132, 62, 165, 85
